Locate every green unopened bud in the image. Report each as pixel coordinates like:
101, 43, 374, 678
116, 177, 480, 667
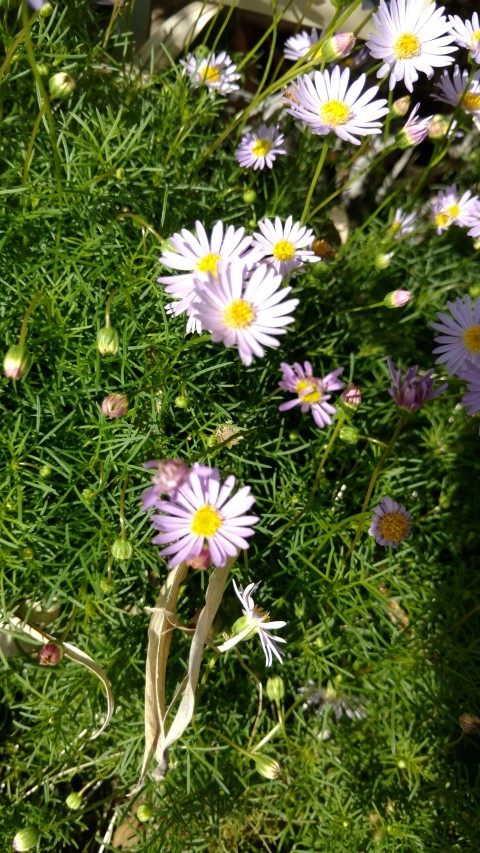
36, 63, 50, 77
374, 252, 393, 270
12, 827, 39, 851
383, 289, 413, 309
253, 755, 281, 779
115, 167, 125, 180
243, 189, 256, 205
97, 326, 120, 355
137, 803, 154, 823
39, 2, 53, 16
100, 577, 114, 594
111, 538, 133, 561
66, 792, 83, 810
3, 344, 32, 380
231, 614, 256, 641
337, 384, 361, 417
39, 464, 52, 478
391, 95, 410, 117
266, 675, 285, 702
49, 72, 76, 99
174, 395, 189, 409
339, 425, 359, 444
81, 487, 96, 504
22, 547, 34, 561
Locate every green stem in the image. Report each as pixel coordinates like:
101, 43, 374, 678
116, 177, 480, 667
104, 288, 134, 328
308, 145, 395, 220
301, 139, 329, 225
346, 415, 407, 558
19, 293, 51, 347
119, 473, 129, 541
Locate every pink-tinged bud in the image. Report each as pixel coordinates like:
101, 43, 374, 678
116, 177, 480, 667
101, 393, 129, 419
322, 32, 356, 61
141, 459, 190, 509
428, 114, 451, 140
391, 95, 410, 117
12, 827, 40, 851
459, 712, 480, 734
384, 290, 413, 309
338, 384, 361, 416
3, 344, 32, 380
49, 72, 76, 99
374, 252, 393, 269
39, 643, 63, 666
186, 545, 211, 570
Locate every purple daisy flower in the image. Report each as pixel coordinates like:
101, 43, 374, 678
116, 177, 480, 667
151, 465, 258, 568
235, 124, 286, 171
388, 207, 417, 240
369, 496, 411, 547
388, 358, 447, 411
251, 216, 316, 276
432, 295, 480, 376
459, 361, 480, 416
278, 361, 345, 428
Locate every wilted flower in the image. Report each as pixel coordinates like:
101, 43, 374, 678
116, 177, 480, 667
142, 459, 190, 509
151, 465, 258, 568
186, 545, 211, 570
251, 216, 316, 276
235, 124, 286, 170
387, 357, 447, 412
3, 344, 32, 380
278, 361, 345, 428
101, 393, 129, 418
432, 295, 480, 376
369, 496, 411, 547
434, 65, 480, 114
459, 712, 480, 734
284, 66, 388, 145
212, 421, 244, 448
180, 51, 240, 95
232, 580, 286, 666
39, 643, 63, 666
298, 680, 367, 721
366, 0, 457, 93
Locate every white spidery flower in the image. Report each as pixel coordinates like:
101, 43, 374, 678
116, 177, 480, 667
232, 580, 287, 666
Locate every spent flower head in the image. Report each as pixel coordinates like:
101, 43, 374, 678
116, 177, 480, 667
369, 496, 412, 547
388, 357, 447, 411
366, 0, 457, 93
141, 459, 191, 510
432, 295, 480, 376
251, 216, 316, 276
232, 580, 286, 666
278, 361, 345, 429
235, 124, 286, 170
180, 51, 240, 95
150, 465, 258, 568
193, 262, 299, 367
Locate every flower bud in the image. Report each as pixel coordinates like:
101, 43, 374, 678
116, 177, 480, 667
391, 95, 410, 117
22, 547, 34, 561
49, 72, 76, 99
322, 32, 355, 62
374, 252, 393, 270
115, 167, 125, 180
81, 487, 96, 503
101, 393, 129, 419
338, 384, 361, 416
243, 189, 256, 205
39, 643, 63, 666
253, 755, 281, 779
384, 290, 413, 309
137, 804, 154, 823
65, 792, 83, 810
39, 2, 53, 16
186, 545, 211, 570
12, 827, 39, 851
111, 538, 133, 561
39, 464, 52, 479
459, 712, 480, 734
339, 425, 359, 444
36, 63, 50, 77
266, 675, 285, 702
174, 395, 189, 409
97, 326, 120, 356
3, 344, 32, 380
428, 114, 450, 140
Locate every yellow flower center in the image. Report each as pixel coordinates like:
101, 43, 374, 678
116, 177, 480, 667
389, 220, 401, 235
196, 252, 221, 276
223, 299, 255, 329
202, 65, 220, 84
463, 324, 480, 353
273, 239, 296, 261
319, 99, 352, 127
435, 212, 451, 229
296, 377, 322, 404
251, 138, 272, 157
462, 92, 480, 112
393, 32, 421, 60
378, 512, 410, 544
445, 204, 460, 219
191, 505, 222, 537
472, 30, 480, 43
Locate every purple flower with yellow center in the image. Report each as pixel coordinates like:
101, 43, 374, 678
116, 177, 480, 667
180, 51, 240, 95
366, 0, 457, 93
278, 361, 345, 428
448, 13, 480, 64
388, 207, 417, 240
193, 262, 299, 367
141, 459, 190, 510
232, 580, 286, 666
284, 66, 388, 146
369, 496, 411, 547
434, 65, 480, 115
235, 124, 286, 171
251, 216, 316, 276
459, 361, 480, 416
432, 295, 480, 376
430, 185, 480, 234
388, 357, 447, 412
150, 466, 258, 568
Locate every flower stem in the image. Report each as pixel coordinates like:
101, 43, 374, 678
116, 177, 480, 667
19, 293, 51, 347
301, 140, 329, 225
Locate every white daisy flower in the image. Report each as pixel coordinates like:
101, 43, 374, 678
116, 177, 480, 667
158, 221, 255, 333
430, 185, 480, 234
434, 65, 480, 115
366, 0, 457, 93
180, 51, 240, 95
284, 28, 355, 64
193, 262, 299, 367
232, 580, 287, 666
388, 207, 417, 240
251, 216, 316, 276
284, 66, 388, 146
235, 124, 286, 171
432, 294, 480, 377
448, 12, 480, 64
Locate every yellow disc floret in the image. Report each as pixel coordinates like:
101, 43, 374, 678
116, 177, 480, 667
435, 212, 451, 230
252, 138, 272, 157
463, 324, 480, 354
462, 92, 480, 112
202, 65, 221, 84
378, 512, 410, 544
273, 239, 296, 261
191, 505, 222, 537
445, 204, 460, 219
393, 32, 421, 60
223, 299, 255, 329
296, 378, 322, 404
319, 99, 352, 127
196, 252, 221, 275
